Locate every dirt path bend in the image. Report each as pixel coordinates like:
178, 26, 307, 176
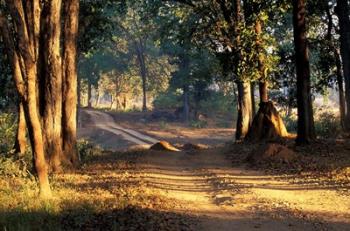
84, 110, 159, 147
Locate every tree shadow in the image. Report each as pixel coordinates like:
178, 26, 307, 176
1, 205, 349, 231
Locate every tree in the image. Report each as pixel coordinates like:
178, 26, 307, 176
335, 0, 350, 130
0, 0, 80, 197
293, 0, 316, 144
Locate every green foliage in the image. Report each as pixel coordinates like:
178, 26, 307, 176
283, 115, 298, 133
0, 113, 16, 154
199, 91, 236, 116
314, 111, 341, 138
189, 120, 208, 129
153, 90, 182, 109
0, 155, 32, 178
77, 139, 103, 162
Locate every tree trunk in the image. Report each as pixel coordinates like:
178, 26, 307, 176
335, 48, 346, 129
62, 0, 79, 168
183, 84, 190, 123
336, 0, 350, 130
95, 88, 100, 107
255, 19, 269, 103
293, 0, 316, 144
87, 81, 92, 108
236, 81, 253, 141
135, 39, 148, 112
251, 82, 256, 116
2, 0, 80, 196
40, 0, 63, 172
14, 102, 27, 155
77, 77, 81, 108
259, 81, 268, 103
1, 1, 52, 197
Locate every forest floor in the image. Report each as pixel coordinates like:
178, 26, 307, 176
1, 109, 349, 230
74, 109, 350, 230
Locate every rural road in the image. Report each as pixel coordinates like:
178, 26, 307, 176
84, 110, 159, 147
81, 110, 349, 231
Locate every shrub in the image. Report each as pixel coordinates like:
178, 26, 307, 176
153, 91, 182, 110
199, 91, 236, 116
283, 115, 298, 133
0, 113, 16, 154
0, 155, 32, 178
190, 120, 208, 128
315, 111, 341, 138
77, 139, 103, 162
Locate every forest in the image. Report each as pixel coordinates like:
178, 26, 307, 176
0, 0, 350, 230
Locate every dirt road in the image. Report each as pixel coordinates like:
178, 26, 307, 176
83, 110, 159, 149
79, 110, 350, 230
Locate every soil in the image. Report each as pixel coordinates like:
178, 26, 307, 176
78, 109, 350, 230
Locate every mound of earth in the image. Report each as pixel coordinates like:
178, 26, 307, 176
245, 101, 288, 142
150, 141, 181, 152
247, 143, 297, 165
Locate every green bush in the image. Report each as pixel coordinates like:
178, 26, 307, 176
315, 111, 341, 138
283, 115, 298, 133
0, 113, 16, 154
153, 91, 182, 110
190, 120, 208, 128
199, 91, 236, 116
0, 155, 32, 178
77, 139, 103, 162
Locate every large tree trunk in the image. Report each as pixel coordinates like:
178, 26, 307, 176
293, 0, 316, 144
234, 0, 253, 141
41, 0, 63, 172
2, 0, 80, 197
26, 63, 52, 198
259, 82, 268, 103
62, 0, 79, 168
1, 1, 51, 197
255, 19, 269, 103
336, 0, 350, 130
14, 102, 27, 155
236, 81, 253, 141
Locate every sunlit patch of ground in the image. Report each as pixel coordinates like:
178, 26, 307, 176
136, 148, 350, 230
0, 151, 198, 230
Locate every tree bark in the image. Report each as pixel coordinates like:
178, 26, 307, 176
14, 102, 27, 155
2, 0, 80, 196
336, 0, 350, 130
293, 0, 316, 144
236, 81, 253, 141
255, 19, 269, 103
251, 82, 256, 116
62, 0, 79, 168
335, 49, 346, 129
40, 0, 63, 172
259, 81, 268, 103
2, 1, 51, 198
